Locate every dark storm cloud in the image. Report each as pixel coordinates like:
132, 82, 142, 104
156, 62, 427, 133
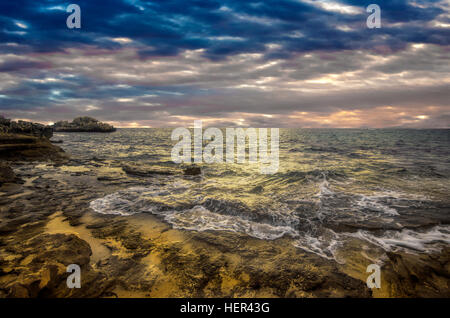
341, 0, 444, 22
0, 59, 51, 72
0, 0, 447, 57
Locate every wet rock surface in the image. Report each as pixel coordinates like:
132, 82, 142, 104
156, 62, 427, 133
382, 250, 450, 297
183, 166, 202, 176
122, 163, 181, 176
53, 117, 116, 133
0, 134, 68, 163
0, 116, 53, 139
0, 163, 18, 185
0, 118, 67, 163
1, 233, 110, 298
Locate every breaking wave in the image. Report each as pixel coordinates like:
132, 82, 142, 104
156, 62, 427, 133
90, 176, 450, 261
89, 185, 299, 240
350, 226, 450, 254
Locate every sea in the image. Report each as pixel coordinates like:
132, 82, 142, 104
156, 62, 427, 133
54, 128, 450, 262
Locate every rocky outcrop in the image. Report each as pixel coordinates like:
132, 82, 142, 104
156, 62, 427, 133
0, 162, 18, 185
0, 134, 68, 163
0, 116, 53, 139
0, 117, 67, 163
53, 117, 116, 133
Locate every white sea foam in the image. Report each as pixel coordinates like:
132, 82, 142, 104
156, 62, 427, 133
318, 177, 334, 196
89, 186, 163, 216
350, 226, 450, 254
354, 194, 399, 216
293, 230, 345, 263
315, 175, 438, 234
90, 186, 299, 240
90, 182, 449, 262
165, 205, 298, 240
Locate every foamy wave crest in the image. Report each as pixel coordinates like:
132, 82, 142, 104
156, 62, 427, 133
293, 226, 450, 261
314, 176, 429, 221
350, 226, 450, 253
90, 182, 448, 261
90, 186, 299, 240
354, 194, 399, 216
350, 226, 450, 254
89, 186, 168, 216
165, 205, 298, 240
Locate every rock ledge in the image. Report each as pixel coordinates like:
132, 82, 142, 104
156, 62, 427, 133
0, 116, 53, 138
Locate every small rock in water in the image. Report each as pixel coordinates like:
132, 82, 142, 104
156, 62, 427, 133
122, 163, 178, 176
249, 185, 264, 194
183, 166, 202, 176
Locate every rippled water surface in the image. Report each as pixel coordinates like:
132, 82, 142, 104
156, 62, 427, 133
55, 129, 450, 261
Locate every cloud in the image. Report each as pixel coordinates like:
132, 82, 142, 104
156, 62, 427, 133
0, 0, 449, 127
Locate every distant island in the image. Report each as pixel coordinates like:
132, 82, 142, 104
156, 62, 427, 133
53, 116, 116, 133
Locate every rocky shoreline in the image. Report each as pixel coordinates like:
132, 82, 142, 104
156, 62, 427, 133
0, 158, 372, 298
0, 134, 68, 163
0, 115, 116, 165
0, 117, 68, 163
0, 116, 53, 139
0, 120, 449, 298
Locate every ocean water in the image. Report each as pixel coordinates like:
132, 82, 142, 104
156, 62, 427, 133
55, 128, 450, 261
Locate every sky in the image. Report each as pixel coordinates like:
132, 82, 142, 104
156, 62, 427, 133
0, 0, 449, 128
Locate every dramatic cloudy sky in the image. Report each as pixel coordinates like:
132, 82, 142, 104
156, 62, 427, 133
0, 0, 449, 128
